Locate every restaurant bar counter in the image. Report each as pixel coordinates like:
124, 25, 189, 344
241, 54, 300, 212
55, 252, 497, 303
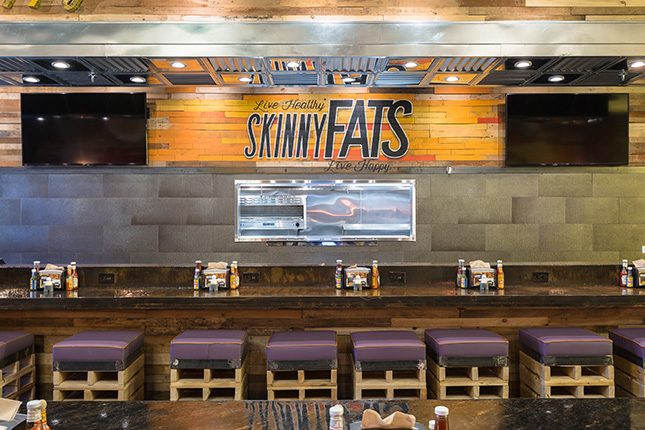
19, 398, 645, 430
1, 264, 643, 400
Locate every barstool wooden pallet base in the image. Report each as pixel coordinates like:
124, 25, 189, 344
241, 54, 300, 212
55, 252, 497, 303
427, 357, 509, 400
614, 355, 645, 397
267, 368, 337, 400
1, 354, 35, 400
171, 357, 248, 401
53, 355, 144, 401
520, 351, 614, 399
353, 362, 427, 400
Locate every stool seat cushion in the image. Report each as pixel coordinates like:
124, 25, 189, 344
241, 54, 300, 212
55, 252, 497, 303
53, 330, 143, 364
519, 328, 612, 357
170, 330, 247, 361
351, 330, 425, 362
609, 328, 645, 360
266, 331, 337, 362
0, 331, 34, 361
425, 329, 509, 358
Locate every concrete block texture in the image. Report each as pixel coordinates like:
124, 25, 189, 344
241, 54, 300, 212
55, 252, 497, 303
1, 170, 645, 264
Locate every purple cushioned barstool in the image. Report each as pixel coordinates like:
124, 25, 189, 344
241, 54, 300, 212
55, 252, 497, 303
350, 330, 426, 400
0, 331, 35, 401
424, 329, 509, 399
52, 330, 144, 401
609, 328, 645, 397
265, 330, 337, 400
169, 330, 248, 401
519, 328, 614, 398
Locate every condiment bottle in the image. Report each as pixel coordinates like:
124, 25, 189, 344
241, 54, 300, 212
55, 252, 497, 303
230, 261, 240, 290
627, 267, 634, 288
30, 268, 39, 291
620, 259, 628, 287
66, 265, 74, 291
434, 406, 449, 430
328, 404, 344, 430
456, 259, 464, 287
71, 262, 78, 290
371, 260, 380, 289
26, 400, 45, 430
193, 260, 202, 291
496, 260, 505, 290
335, 259, 343, 289
429, 420, 436, 430
40, 400, 51, 430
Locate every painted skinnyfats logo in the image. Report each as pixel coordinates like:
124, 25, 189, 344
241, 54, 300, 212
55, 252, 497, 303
244, 99, 413, 160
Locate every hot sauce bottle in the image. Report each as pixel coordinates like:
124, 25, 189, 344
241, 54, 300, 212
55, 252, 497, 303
496, 260, 505, 290
66, 265, 74, 291
620, 260, 628, 287
40, 400, 51, 430
230, 261, 240, 290
371, 260, 380, 289
26, 400, 44, 430
335, 259, 343, 290
434, 406, 449, 430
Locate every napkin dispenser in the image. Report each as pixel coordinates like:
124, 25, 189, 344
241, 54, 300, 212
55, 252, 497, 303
633, 267, 645, 288
344, 267, 370, 290
468, 267, 497, 288
203, 267, 229, 290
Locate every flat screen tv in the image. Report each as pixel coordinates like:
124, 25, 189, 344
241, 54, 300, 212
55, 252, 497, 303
22, 93, 147, 166
505, 94, 629, 167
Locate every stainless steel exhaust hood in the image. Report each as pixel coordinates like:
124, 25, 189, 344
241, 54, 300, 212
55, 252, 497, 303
0, 21, 643, 87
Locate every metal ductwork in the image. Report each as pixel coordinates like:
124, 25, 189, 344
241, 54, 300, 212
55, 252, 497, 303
0, 21, 642, 87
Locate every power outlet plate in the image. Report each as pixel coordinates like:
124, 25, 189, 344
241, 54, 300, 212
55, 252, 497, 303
242, 272, 260, 283
98, 273, 115, 284
532, 272, 549, 283
388, 271, 406, 285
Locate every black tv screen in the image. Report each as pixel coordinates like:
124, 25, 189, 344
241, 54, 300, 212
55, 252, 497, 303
505, 94, 629, 166
22, 93, 147, 166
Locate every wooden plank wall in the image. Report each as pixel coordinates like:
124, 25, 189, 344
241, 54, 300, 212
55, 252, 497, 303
1, 305, 644, 400
0, 0, 644, 22
2, 87, 645, 168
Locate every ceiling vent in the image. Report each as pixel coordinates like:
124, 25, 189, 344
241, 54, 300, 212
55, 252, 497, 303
164, 73, 216, 85
375, 72, 426, 86
546, 57, 621, 73
209, 57, 263, 73
439, 57, 497, 72
323, 56, 381, 73
84, 57, 150, 74
271, 73, 319, 86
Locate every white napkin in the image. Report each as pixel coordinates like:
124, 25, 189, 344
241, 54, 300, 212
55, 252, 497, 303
0, 398, 20, 422
469, 260, 490, 269
633, 259, 645, 269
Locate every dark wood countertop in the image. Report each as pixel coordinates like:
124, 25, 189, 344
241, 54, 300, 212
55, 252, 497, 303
25, 398, 645, 430
1, 283, 644, 310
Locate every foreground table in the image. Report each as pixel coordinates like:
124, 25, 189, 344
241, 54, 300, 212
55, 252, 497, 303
34, 398, 645, 430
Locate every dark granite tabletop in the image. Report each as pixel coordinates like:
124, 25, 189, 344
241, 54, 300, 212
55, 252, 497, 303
20, 398, 645, 430
0, 283, 644, 310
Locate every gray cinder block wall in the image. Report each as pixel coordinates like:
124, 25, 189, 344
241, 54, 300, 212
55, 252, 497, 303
1, 169, 645, 265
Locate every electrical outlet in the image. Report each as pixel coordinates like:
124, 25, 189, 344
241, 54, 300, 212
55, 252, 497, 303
388, 271, 406, 285
98, 273, 115, 284
532, 272, 549, 283
242, 272, 260, 283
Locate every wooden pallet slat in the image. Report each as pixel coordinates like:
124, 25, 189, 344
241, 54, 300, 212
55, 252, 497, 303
267, 367, 337, 400
353, 361, 426, 400
53, 354, 145, 401
170, 356, 248, 401
427, 356, 509, 400
614, 354, 645, 397
1, 354, 36, 401
519, 351, 615, 399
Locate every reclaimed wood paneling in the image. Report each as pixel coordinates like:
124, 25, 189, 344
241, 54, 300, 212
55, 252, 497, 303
1, 306, 643, 400
0, 0, 642, 21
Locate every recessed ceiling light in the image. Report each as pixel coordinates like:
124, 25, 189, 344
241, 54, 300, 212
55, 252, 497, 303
23, 76, 40, 83
342, 77, 356, 83
36, 117, 45, 121
129, 76, 146, 83
286, 61, 300, 69
444, 76, 460, 82
514, 60, 532, 69
170, 61, 186, 69
238, 76, 253, 83
630, 60, 645, 69
102, 117, 109, 120
51, 61, 71, 69
404, 61, 418, 69
548, 74, 565, 83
